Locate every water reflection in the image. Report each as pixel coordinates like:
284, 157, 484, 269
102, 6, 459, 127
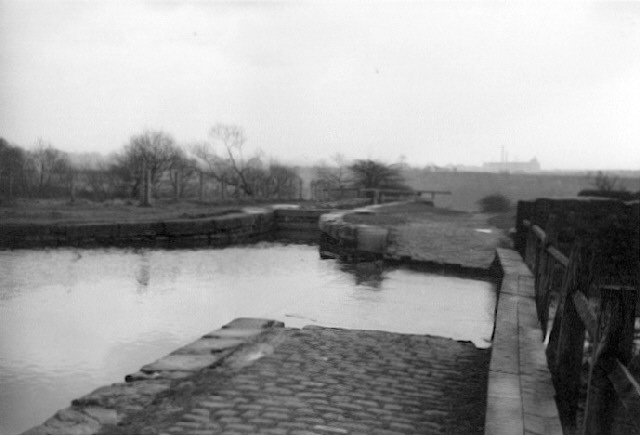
0, 243, 496, 435
135, 254, 151, 291
340, 260, 386, 288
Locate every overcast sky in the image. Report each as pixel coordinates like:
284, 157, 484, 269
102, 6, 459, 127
1, 0, 639, 170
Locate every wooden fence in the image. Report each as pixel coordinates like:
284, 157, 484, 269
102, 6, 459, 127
517, 198, 640, 435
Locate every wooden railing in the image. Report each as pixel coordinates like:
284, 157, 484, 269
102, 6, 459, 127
520, 203, 640, 435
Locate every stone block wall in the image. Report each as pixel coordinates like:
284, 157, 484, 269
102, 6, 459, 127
0, 208, 343, 249
317, 211, 389, 261
272, 209, 330, 242
0, 210, 276, 249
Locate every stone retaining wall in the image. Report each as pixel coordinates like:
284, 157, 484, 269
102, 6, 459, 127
318, 210, 389, 261
0, 211, 276, 249
22, 318, 286, 435
0, 208, 343, 249
272, 209, 330, 242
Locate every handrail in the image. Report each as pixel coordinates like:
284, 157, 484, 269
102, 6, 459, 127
532, 225, 547, 244
571, 291, 597, 340
546, 246, 569, 267
609, 360, 640, 416
520, 209, 640, 434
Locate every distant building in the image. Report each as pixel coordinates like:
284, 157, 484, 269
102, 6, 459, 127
482, 158, 540, 173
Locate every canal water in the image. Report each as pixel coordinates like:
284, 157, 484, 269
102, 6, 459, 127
0, 243, 496, 435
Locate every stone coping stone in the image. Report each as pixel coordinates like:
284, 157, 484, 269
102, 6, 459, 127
124, 370, 194, 382
170, 338, 245, 355
222, 317, 284, 329
356, 225, 389, 253
269, 204, 301, 210
141, 354, 224, 373
486, 248, 562, 435
203, 328, 265, 339
71, 380, 171, 408
242, 207, 270, 214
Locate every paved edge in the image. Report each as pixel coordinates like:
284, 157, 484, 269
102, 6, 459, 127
485, 248, 562, 435
20, 318, 287, 435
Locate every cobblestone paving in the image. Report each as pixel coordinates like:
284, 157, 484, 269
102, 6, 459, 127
112, 328, 489, 435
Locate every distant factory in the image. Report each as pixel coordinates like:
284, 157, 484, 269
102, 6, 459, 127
482, 147, 541, 173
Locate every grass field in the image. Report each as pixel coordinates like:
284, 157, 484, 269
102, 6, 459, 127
0, 198, 285, 225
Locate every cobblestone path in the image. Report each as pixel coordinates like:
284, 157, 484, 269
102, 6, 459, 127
111, 327, 489, 435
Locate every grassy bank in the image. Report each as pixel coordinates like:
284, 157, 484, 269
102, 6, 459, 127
0, 198, 342, 226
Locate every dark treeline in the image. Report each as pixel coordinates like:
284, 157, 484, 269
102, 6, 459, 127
0, 125, 304, 202
1, 125, 412, 204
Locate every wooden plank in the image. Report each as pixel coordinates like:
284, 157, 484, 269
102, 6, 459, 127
554, 290, 586, 428
547, 246, 569, 267
600, 284, 637, 291
607, 360, 640, 422
571, 291, 598, 340
415, 190, 452, 195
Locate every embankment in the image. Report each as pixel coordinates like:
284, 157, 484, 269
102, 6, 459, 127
0, 208, 331, 249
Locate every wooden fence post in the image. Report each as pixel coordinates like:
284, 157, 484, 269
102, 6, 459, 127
70, 171, 76, 203
140, 160, 151, 207
198, 171, 205, 201
582, 286, 638, 435
173, 170, 180, 200
555, 290, 586, 431
299, 177, 303, 200
548, 244, 585, 432
537, 214, 558, 337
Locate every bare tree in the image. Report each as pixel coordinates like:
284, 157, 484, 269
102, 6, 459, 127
589, 171, 623, 192
211, 123, 258, 196
264, 161, 300, 199
26, 139, 71, 196
117, 130, 185, 197
0, 138, 28, 198
168, 157, 198, 199
192, 123, 262, 197
314, 153, 350, 189
348, 159, 407, 190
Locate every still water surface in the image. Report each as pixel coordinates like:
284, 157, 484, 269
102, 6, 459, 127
0, 243, 496, 434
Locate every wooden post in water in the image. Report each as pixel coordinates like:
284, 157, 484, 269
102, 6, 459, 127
582, 286, 638, 435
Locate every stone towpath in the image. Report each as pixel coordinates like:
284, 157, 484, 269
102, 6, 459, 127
103, 325, 490, 435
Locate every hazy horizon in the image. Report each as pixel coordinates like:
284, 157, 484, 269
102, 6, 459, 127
2, 1, 639, 170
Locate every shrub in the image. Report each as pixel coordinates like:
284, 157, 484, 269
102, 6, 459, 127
478, 193, 511, 213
